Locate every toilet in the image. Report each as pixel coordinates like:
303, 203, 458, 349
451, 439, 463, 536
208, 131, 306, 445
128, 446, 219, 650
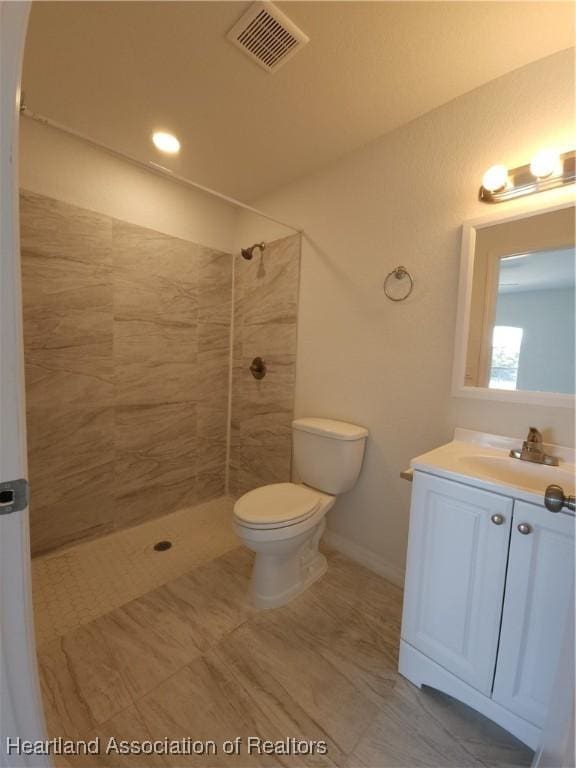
233, 417, 368, 608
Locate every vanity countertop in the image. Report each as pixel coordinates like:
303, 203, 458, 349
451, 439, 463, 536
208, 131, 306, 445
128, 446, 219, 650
410, 428, 575, 507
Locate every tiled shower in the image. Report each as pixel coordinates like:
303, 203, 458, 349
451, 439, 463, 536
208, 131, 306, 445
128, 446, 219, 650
230, 235, 300, 497
20, 190, 301, 556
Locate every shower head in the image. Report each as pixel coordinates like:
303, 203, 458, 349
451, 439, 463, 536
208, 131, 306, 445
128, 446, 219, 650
241, 242, 266, 260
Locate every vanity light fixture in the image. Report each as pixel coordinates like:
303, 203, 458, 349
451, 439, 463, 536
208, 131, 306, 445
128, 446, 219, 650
529, 148, 562, 179
479, 148, 575, 203
481, 165, 508, 193
152, 131, 180, 154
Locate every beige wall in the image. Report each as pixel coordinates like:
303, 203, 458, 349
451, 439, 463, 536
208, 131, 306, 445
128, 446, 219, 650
20, 118, 238, 253
229, 235, 301, 497
236, 49, 575, 581
21, 191, 232, 554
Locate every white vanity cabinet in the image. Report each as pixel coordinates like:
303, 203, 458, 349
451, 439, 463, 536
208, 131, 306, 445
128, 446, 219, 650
492, 500, 575, 728
401, 473, 513, 694
399, 470, 575, 750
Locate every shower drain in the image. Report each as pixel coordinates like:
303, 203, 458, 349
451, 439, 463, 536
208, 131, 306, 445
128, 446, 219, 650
153, 540, 173, 552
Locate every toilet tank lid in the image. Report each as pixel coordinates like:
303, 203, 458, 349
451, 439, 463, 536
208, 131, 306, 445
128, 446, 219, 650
292, 417, 368, 441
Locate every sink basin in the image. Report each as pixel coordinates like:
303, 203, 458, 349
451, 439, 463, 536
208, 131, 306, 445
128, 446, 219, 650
456, 454, 576, 496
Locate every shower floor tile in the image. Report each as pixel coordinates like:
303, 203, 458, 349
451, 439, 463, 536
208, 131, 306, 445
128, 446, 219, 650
31, 496, 239, 647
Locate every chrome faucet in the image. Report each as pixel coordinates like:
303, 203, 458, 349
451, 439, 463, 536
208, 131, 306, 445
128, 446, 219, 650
509, 427, 559, 466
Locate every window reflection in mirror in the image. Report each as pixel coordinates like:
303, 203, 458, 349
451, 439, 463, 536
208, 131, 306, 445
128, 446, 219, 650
489, 324, 523, 390
465, 206, 575, 396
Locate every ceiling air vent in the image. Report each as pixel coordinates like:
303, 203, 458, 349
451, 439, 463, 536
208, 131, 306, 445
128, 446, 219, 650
227, 2, 309, 73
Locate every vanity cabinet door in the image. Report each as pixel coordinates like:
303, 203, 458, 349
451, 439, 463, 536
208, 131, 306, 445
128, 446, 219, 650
492, 501, 575, 727
401, 472, 513, 695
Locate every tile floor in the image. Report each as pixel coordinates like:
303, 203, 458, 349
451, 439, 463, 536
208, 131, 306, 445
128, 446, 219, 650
32, 497, 239, 645
33, 533, 533, 768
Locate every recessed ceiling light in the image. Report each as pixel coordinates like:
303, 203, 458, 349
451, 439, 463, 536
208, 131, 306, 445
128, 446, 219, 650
152, 131, 180, 154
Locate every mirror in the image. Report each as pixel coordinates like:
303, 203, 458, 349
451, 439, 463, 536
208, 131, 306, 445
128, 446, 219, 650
453, 202, 575, 407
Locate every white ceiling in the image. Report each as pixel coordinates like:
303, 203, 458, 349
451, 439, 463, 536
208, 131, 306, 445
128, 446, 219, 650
22, 1, 574, 201
499, 248, 576, 293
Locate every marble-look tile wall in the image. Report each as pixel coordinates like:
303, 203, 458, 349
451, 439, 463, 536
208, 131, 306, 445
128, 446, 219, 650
21, 191, 232, 555
229, 235, 301, 497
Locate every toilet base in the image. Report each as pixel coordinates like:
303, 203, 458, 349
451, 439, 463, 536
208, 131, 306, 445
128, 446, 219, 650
239, 516, 328, 610
252, 551, 327, 609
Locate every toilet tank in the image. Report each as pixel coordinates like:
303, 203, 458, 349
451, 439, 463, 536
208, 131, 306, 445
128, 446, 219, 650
292, 417, 368, 495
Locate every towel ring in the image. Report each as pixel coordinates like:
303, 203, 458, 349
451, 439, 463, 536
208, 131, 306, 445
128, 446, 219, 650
383, 265, 413, 302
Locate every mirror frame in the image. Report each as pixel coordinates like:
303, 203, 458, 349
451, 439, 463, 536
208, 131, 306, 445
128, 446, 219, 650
452, 199, 575, 409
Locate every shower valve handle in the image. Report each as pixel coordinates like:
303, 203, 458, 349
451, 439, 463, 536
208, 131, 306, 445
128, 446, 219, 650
249, 357, 266, 380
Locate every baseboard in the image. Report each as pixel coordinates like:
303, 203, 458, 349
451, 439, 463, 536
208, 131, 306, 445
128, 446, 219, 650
323, 529, 405, 587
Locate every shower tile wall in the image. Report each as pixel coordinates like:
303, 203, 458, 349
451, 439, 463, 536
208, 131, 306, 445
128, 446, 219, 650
21, 191, 232, 555
229, 234, 301, 497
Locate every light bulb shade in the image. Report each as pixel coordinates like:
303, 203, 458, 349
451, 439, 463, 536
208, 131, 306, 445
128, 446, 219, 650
152, 131, 180, 154
529, 149, 561, 179
482, 165, 508, 193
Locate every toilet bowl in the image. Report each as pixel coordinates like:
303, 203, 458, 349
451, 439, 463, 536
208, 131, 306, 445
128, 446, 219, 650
234, 418, 368, 608
234, 483, 335, 608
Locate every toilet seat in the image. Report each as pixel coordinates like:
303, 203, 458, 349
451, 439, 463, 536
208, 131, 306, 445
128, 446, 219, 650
234, 482, 321, 529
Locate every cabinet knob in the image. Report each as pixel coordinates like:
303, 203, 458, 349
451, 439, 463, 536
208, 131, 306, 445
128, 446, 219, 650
517, 522, 532, 535
491, 514, 505, 525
